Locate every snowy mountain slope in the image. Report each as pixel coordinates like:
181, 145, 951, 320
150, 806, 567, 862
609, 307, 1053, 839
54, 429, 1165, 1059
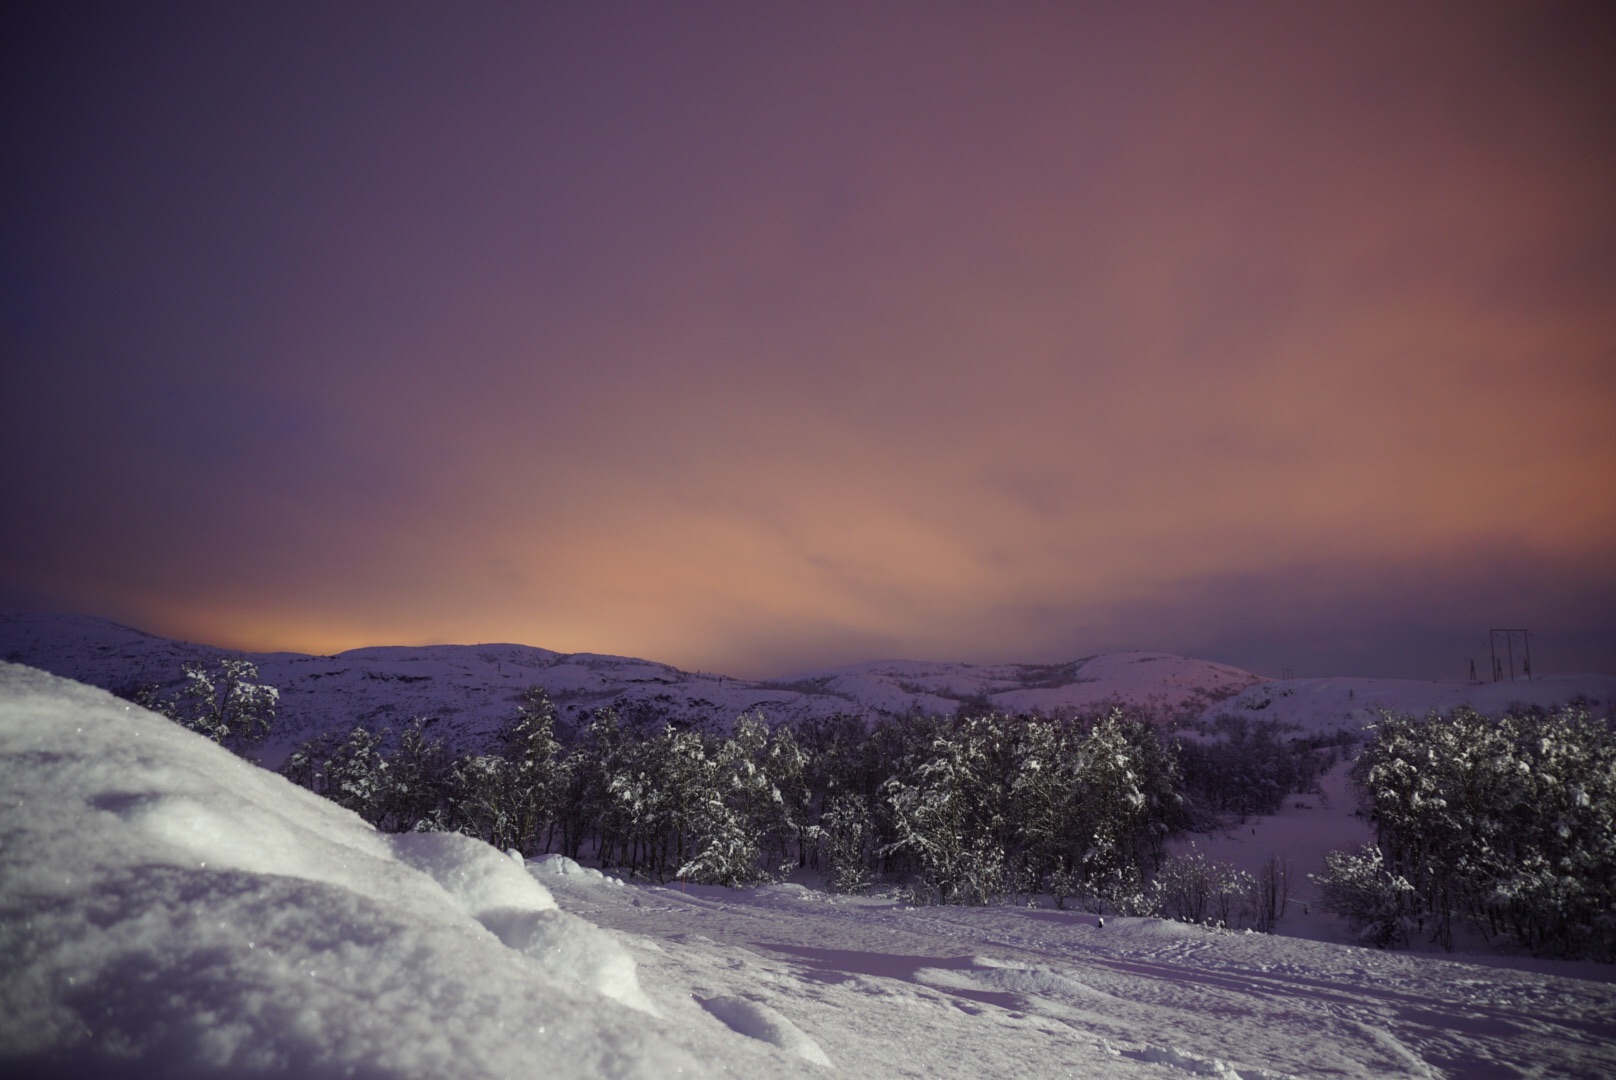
1197, 673, 1616, 738
7, 662, 1613, 1079
0, 612, 1263, 759
777, 652, 1260, 720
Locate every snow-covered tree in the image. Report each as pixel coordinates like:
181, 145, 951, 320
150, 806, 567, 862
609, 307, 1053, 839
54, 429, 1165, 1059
442, 753, 519, 849
1009, 717, 1084, 901
1072, 713, 1148, 898
136, 658, 277, 745
820, 791, 874, 893
322, 725, 392, 825
495, 688, 566, 854
882, 715, 1011, 904
381, 718, 452, 832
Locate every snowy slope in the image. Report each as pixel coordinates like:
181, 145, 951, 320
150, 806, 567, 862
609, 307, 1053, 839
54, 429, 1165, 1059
546, 867, 1616, 1079
6, 662, 1614, 1079
1196, 673, 1616, 738
0, 612, 1263, 759
0, 661, 747, 1078
779, 652, 1260, 720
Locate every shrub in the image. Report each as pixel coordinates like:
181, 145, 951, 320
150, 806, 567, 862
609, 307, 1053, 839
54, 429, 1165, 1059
1314, 844, 1415, 948
136, 658, 277, 745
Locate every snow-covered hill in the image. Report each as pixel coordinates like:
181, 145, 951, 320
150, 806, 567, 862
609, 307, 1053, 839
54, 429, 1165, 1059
3, 612, 1610, 767
0, 612, 1263, 759
1197, 673, 1616, 739
5, 662, 1613, 1078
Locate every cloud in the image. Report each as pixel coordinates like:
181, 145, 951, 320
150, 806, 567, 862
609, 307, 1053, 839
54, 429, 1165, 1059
2, 3, 1612, 678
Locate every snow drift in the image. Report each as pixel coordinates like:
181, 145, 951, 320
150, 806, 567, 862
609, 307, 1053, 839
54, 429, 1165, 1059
0, 662, 684, 1078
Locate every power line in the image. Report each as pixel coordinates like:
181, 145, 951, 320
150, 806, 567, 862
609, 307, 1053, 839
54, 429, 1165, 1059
1489, 629, 1531, 683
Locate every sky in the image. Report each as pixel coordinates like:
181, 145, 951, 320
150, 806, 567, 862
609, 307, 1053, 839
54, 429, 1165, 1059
2, 1, 1614, 680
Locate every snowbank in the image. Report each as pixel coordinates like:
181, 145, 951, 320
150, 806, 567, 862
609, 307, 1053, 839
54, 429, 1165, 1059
0, 663, 685, 1078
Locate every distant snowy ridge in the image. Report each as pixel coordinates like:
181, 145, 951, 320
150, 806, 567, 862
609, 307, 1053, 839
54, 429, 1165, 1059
0, 612, 1261, 758
3, 612, 1609, 766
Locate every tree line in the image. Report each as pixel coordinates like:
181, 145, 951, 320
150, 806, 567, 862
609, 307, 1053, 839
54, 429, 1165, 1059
277, 692, 1173, 902
265, 682, 1335, 920
127, 660, 1615, 956
126, 659, 1317, 928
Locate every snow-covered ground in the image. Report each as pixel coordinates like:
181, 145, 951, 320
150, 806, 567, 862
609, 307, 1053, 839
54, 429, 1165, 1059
5, 661, 1614, 1078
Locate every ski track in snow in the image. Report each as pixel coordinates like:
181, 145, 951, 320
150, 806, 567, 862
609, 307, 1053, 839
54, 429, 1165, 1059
539, 865, 1616, 1079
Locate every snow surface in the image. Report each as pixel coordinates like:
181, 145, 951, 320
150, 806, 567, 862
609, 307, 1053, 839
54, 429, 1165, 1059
6, 661, 1615, 1078
540, 854, 1616, 1079
0, 663, 709, 1077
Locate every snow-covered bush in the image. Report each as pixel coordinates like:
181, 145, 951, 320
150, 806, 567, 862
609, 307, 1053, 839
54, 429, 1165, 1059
1078, 865, 1156, 917
1150, 847, 1266, 928
134, 658, 277, 745
1314, 844, 1415, 947
1345, 705, 1616, 958
1152, 848, 1218, 925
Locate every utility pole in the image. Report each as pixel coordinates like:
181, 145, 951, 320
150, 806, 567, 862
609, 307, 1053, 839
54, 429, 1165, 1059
1488, 629, 1531, 682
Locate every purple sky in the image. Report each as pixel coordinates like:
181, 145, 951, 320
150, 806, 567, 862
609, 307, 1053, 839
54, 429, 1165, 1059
3, 2, 1614, 679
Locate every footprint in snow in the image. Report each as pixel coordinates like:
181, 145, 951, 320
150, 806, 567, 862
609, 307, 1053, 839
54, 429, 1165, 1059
699, 994, 832, 1066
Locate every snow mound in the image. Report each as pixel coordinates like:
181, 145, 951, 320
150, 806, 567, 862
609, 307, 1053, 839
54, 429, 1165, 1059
699, 995, 832, 1066
385, 834, 653, 1011
531, 851, 623, 886
917, 956, 1111, 1000
534, 852, 587, 875
482, 906, 656, 1013
388, 830, 559, 914
1132, 1044, 1296, 1079
0, 662, 689, 1077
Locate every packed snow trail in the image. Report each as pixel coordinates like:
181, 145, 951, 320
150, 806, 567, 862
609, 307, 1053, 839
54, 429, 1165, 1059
538, 864, 1616, 1079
